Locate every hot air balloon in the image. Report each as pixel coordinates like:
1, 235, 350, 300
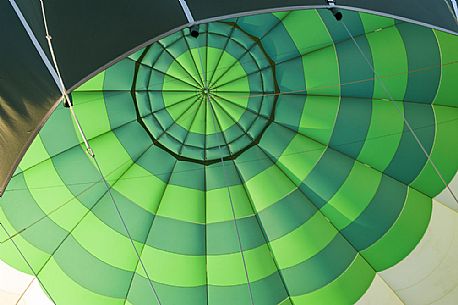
0, 1, 457, 305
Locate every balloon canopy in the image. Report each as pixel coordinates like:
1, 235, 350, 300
1, 0, 458, 194
1, 5, 458, 305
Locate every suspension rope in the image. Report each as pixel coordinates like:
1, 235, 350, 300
443, 0, 458, 24
36, 1, 163, 304
195, 41, 255, 304
208, 101, 255, 305
0, 222, 58, 305
14, 278, 35, 305
340, 20, 458, 205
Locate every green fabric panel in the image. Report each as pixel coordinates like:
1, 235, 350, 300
0, 202, 50, 273
235, 145, 273, 181
127, 273, 205, 305
258, 123, 295, 162
147, 216, 205, 255
140, 244, 206, 287
396, 23, 441, 104
53, 236, 133, 298
71, 211, 140, 271
90, 190, 154, 247
39, 104, 81, 156
274, 95, 304, 133
282, 234, 357, 295
300, 148, 354, 208
1, 173, 68, 255
258, 189, 316, 241
357, 100, 404, 171
41, 258, 124, 305
135, 146, 176, 184
384, 103, 435, 184
329, 97, 372, 160
245, 164, 296, 212
23, 163, 89, 233
360, 12, 395, 33
18, 135, 52, 172
433, 30, 458, 107
207, 243, 278, 284
73, 92, 111, 140
275, 133, 326, 185
291, 255, 374, 305
282, 10, 334, 60
321, 161, 382, 230
206, 184, 254, 222
113, 163, 165, 213
302, 46, 340, 97
361, 187, 432, 271
104, 91, 137, 130
103, 59, 136, 91
3, 9, 457, 305
411, 107, 458, 196
340, 175, 407, 251
155, 184, 205, 224
270, 213, 336, 269
207, 216, 265, 255
320, 11, 374, 99
361, 21, 408, 101
208, 272, 288, 305
298, 95, 340, 145
278, 298, 294, 305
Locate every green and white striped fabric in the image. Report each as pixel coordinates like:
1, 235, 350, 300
0, 9, 457, 305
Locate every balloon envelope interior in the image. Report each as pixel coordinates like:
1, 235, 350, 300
1, 8, 458, 305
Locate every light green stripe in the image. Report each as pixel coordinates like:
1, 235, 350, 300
0, 209, 50, 273
321, 161, 382, 229
298, 95, 340, 145
74, 71, 105, 92
88, 132, 134, 182
206, 184, 254, 223
361, 187, 432, 271
358, 100, 404, 171
72, 212, 141, 271
24, 160, 88, 232
411, 105, 458, 196
114, 163, 166, 214
140, 245, 206, 287
433, 30, 458, 107
156, 184, 205, 224
270, 213, 336, 269
276, 134, 326, 185
245, 165, 296, 212
291, 255, 374, 305
207, 244, 277, 285
73, 91, 111, 140
18, 135, 51, 172
40, 258, 124, 305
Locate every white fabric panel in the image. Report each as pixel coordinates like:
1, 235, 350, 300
435, 172, 458, 212
380, 201, 458, 305
356, 274, 404, 305
0, 260, 54, 305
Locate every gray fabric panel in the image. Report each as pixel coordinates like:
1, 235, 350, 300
0, 1, 60, 195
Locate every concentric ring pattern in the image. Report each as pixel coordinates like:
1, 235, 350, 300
134, 22, 277, 163
0, 9, 457, 305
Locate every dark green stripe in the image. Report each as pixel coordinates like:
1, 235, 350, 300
300, 148, 354, 208
384, 103, 435, 184
341, 175, 407, 250
282, 234, 357, 295
54, 236, 132, 298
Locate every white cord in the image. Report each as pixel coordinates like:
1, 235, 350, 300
341, 21, 457, 204
38, 0, 94, 157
